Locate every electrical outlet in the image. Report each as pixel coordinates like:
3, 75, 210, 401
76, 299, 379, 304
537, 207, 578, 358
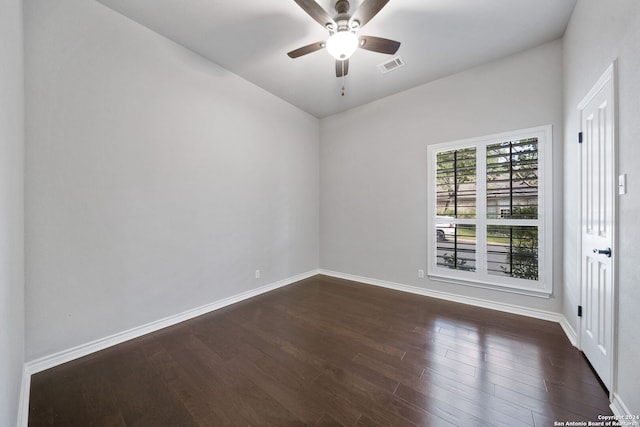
619, 174, 627, 195
255, 269, 260, 279
417, 269, 425, 279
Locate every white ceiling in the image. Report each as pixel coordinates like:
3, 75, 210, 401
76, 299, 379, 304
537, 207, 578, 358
96, 0, 576, 118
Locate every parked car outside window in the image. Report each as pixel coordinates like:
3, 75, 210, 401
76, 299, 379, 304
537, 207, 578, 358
436, 216, 456, 241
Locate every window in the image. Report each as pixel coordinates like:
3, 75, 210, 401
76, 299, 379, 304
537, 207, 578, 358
427, 126, 552, 296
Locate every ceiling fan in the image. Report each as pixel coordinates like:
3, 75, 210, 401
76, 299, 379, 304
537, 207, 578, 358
287, 0, 401, 78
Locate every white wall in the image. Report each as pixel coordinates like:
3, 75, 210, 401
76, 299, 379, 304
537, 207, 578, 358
563, 0, 640, 414
25, 0, 319, 360
0, 0, 25, 425
320, 40, 564, 313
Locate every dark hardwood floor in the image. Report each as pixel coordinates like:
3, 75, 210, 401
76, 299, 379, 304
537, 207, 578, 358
29, 275, 612, 426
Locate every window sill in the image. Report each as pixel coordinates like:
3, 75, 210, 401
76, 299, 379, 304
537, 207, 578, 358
428, 273, 552, 299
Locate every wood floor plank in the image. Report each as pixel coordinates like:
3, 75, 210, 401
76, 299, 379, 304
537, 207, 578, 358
29, 365, 90, 426
168, 330, 304, 426
271, 299, 408, 360
237, 304, 402, 394
494, 383, 607, 420
397, 380, 534, 427
28, 275, 613, 426
395, 383, 516, 427
78, 360, 128, 426
107, 347, 199, 426
409, 363, 496, 400
314, 369, 452, 427
139, 338, 230, 425
229, 353, 361, 426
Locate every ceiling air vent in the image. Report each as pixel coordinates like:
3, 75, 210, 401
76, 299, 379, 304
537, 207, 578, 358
377, 56, 405, 74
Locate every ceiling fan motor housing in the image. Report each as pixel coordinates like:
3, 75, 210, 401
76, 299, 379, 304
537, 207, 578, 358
335, 0, 350, 14
334, 0, 353, 29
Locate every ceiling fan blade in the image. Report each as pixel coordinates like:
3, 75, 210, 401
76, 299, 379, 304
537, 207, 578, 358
358, 35, 400, 54
350, 0, 390, 28
287, 41, 326, 58
335, 59, 349, 77
293, 0, 336, 29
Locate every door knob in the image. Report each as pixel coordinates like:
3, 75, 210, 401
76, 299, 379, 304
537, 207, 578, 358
593, 247, 612, 257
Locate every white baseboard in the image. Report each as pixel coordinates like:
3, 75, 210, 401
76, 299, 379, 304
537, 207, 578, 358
319, 269, 566, 324
610, 392, 632, 418
19, 269, 319, 426
559, 314, 578, 347
17, 367, 30, 427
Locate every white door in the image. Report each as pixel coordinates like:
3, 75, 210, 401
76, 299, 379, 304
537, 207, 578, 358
578, 63, 616, 392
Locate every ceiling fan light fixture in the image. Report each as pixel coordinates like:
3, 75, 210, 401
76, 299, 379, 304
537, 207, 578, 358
326, 31, 358, 60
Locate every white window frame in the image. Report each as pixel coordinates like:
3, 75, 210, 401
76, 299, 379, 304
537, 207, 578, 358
427, 125, 553, 297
